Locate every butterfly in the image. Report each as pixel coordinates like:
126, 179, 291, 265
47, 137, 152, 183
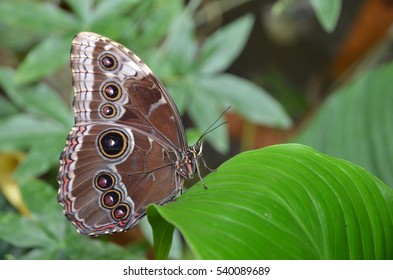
57, 32, 206, 236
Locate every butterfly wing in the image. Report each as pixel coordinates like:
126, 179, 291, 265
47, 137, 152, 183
58, 32, 186, 235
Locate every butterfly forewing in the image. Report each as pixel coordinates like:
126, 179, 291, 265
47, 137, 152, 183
58, 32, 189, 235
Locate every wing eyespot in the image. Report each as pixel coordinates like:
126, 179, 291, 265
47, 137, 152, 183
94, 172, 115, 191
97, 129, 128, 159
98, 53, 118, 71
112, 204, 130, 220
101, 82, 122, 101
101, 190, 121, 209
100, 103, 117, 119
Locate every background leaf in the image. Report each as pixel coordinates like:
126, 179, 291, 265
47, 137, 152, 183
198, 73, 292, 128
20, 179, 66, 242
93, 0, 140, 23
0, 212, 51, 249
0, 96, 18, 118
188, 89, 229, 153
14, 133, 67, 183
0, 114, 66, 150
149, 144, 393, 259
310, 0, 342, 32
0, 68, 72, 126
15, 36, 71, 84
161, 9, 197, 73
65, 0, 93, 21
0, 179, 146, 260
0, 1, 76, 34
199, 14, 254, 74
295, 61, 393, 188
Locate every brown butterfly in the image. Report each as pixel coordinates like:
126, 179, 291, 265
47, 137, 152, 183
57, 32, 205, 235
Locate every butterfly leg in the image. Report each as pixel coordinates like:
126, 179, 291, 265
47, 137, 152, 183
195, 159, 208, 189
201, 157, 216, 173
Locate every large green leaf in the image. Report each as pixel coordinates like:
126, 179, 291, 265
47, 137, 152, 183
149, 144, 393, 259
295, 62, 393, 188
147, 207, 175, 260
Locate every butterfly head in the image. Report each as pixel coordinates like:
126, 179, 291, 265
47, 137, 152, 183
176, 140, 203, 179
189, 140, 203, 156
176, 107, 229, 183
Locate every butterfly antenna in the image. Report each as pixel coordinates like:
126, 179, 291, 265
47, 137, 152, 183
197, 106, 231, 142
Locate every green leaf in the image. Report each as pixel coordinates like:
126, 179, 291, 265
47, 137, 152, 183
0, 67, 20, 102
147, 206, 175, 260
0, 73, 73, 126
93, 0, 139, 23
139, 217, 184, 260
161, 10, 197, 73
14, 132, 66, 181
20, 84, 72, 127
62, 232, 146, 260
199, 14, 254, 74
150, 144, 393, 259
295, 61, 393, 188
0, 1, 76, 34
185, 128, 201, 147
65, 0, 93, 22
199, 73, 292, 128
0, 176, 145, 260
0, 96, 18, 118
15, 36, 71, 84
0, 67, 72, 127
188, 90, 229, 153
131, 0, 183, 50
0, 24, 37, 52
0, 181, 63, 249
0, 114, 66, 150
19, 247, 63, 260
0, 212, 52, 249
310, 0, 342, 32
166, 84, 187, 114
19, 179, 67, 242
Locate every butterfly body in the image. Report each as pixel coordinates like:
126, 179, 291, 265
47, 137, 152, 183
57, 32, 202, 236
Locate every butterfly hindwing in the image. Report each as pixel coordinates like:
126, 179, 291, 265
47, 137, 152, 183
57, 32, 187, 235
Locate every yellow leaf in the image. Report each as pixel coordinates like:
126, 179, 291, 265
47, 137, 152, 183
0, 152, 30, 217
